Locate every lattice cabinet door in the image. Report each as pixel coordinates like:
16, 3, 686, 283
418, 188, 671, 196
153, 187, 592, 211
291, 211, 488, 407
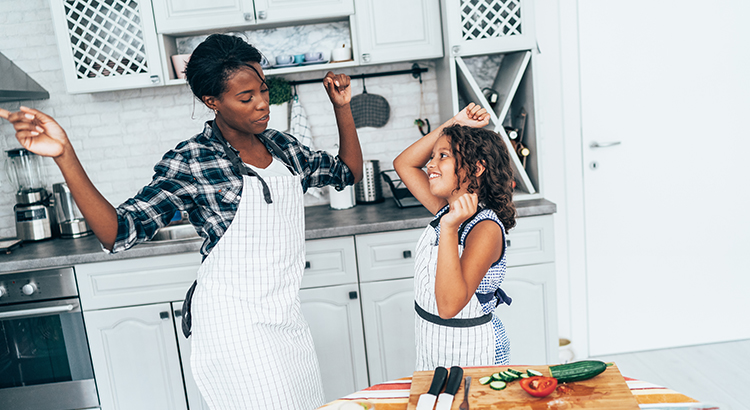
50, 0, 164, 94
442, 0, 536, 56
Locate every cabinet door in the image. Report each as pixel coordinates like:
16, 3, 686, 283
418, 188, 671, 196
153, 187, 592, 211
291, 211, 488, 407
49, 0, 165, 93
359, 278, 415, 385
355, 229, 423, 282
84, 304, 187, 410
442, 0, 536, 56
353, 0, 443, 65
151, 0, 257, 34
172, 302, 210, 410
496, 263, 557, 365
302, 236, 358, 289
300, 284, 369, 402
254, 0, 354, 25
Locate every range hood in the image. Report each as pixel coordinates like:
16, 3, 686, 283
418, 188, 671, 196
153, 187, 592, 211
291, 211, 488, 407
0, 51, 50, 103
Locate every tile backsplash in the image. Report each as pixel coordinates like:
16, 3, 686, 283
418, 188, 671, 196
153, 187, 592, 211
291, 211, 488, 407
0, 0, 440, 238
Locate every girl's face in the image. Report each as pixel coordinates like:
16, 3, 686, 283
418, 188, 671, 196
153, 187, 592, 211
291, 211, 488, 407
426, 135, 468, 201
211, 62, 270, 135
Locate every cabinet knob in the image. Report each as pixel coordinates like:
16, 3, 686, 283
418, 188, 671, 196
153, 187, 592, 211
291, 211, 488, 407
505, 239, 511, 248
174, 309, 182, 317
349, 291, 358, 300
403, 250, 412, 259
149, 75, 160, 84
361, 53, 371, 63
244, 12, 254, 22
452, 45, 461, 55
305, 261, 311, 269
159, 311, 170, 320
257, 10, 267, 20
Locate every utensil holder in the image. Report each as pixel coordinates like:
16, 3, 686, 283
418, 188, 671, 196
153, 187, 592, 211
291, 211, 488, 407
355, 160, 383, 204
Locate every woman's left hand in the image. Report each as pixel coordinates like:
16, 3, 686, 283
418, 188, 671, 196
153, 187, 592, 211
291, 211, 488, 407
323, 72, 351, 108
441, 193, 479, 230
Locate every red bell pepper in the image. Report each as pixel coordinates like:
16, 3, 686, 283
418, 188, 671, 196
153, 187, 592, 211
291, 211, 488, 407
519, 376, 558, 398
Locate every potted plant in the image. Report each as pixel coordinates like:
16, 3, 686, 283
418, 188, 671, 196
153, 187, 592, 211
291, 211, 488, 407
266, 76, 293, 132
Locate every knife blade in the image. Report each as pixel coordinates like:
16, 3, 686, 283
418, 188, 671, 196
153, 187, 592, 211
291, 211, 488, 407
415, 366, 448, 410
434, 366, 464, 410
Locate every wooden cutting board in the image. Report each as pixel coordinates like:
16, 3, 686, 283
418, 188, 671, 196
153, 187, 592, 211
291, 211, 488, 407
406, 364, 640, 410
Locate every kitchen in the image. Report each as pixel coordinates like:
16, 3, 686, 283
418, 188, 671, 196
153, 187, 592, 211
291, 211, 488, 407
1, 0, 749, 410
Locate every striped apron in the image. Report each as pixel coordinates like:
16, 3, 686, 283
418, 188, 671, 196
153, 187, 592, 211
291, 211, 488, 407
414, 220, 503, 371
187, 129, 324, 409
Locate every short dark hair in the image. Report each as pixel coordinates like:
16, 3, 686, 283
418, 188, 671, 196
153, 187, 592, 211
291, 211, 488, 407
185, 33, 264, 102
442, 125, 516, 230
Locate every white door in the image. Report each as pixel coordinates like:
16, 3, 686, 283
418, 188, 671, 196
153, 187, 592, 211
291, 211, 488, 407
578, 0, 750, 355
172, 302, 211, 410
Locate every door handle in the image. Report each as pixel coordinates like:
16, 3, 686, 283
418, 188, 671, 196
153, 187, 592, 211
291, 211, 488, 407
589, 141, 622, 149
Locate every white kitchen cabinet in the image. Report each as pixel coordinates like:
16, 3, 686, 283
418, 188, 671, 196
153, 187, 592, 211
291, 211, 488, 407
354, 228, 423, 282
151, 0, 355, 34
352, 0, 443, 65
84, 303, 188, 410
300, 284, 369, 402
49, 0, 165, 94
172, 301, 210, 410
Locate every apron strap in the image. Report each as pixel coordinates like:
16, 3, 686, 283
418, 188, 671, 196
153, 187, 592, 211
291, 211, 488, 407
476, 287, 513, 307
181, 280, 198, 338
414, 301, 492, 328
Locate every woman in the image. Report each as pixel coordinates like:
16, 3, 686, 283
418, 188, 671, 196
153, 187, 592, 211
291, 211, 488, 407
0, 33, 362, 409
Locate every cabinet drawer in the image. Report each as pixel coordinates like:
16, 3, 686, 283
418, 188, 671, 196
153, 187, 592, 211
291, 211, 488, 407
75, 253, 201, 311
355, 228, 423, 282
505, 214, 555, 267
302, 236, 358, 289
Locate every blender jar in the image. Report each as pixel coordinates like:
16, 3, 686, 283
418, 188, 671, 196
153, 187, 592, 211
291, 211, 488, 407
5, 148, 48, 204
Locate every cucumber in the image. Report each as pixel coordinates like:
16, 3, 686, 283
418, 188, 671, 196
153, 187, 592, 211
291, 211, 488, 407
478, 376, 492, 385
507, 369, 523, 376
526, 369, 543, 377
489, 380, 507, 390
491, 372, 504, 381
549, 360, 608, 383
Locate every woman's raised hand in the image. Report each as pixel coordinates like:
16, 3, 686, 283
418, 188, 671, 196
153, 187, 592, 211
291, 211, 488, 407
0, 107, 69, 158
322, 71, 352, 108
452, 102, 490, 129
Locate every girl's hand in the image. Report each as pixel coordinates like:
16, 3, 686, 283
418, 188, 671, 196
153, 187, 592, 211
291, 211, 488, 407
0, 107, 68, 158
323, 72, 352, 108
452, 103, 490, 128
441, 193, 479, 230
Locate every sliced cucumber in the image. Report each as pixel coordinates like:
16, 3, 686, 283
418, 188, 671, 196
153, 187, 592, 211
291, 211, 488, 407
489, 380, 507, 390
507, 368, 523, 376
491, 372, 504, 381
520, 374, 530, 378
501, 371, 518, 381
478, 376, 492, 385
527, 369, 543, 377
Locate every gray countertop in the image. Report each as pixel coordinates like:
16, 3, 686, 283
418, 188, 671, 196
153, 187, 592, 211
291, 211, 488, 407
0, 198, 555, 274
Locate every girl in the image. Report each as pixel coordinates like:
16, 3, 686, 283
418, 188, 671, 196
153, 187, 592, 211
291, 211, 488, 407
0, 33, 362, 409
394, 103, 516, 370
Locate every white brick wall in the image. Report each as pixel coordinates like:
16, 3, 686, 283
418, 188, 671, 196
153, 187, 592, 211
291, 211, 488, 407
0, 0, 441, 238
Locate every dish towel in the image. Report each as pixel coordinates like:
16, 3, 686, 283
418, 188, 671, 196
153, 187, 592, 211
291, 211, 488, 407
290, 96, 323, 199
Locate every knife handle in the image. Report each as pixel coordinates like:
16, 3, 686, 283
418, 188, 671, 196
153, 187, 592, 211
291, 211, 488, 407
444, 366, 464, 395
427, 366, 449, 396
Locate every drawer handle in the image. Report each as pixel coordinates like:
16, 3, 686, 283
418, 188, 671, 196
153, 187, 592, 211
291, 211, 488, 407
349, 291, 358, 300
305, 261, 311, 269
403, 250, 412, 259
159, 311, 170, 320
506, 239, 511, 248
174, 309, 182, 317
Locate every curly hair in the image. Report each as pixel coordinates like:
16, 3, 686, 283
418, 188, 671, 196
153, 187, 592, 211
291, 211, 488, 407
442, 125, 516, 230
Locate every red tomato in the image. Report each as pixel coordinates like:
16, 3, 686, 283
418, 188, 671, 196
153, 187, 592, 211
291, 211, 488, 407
519, 376, 558, 398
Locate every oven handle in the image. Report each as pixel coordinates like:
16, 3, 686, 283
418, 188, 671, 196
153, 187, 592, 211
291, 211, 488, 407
0, 304, 75, 319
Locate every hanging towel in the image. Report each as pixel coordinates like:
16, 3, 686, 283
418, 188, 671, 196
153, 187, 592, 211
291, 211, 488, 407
290, 95, 323, 199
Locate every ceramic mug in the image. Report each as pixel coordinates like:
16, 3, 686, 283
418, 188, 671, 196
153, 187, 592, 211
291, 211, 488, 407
293, 54, 305, 64
171, 54, 190, 79
260, 55, 270, 68
275, 55, 293, 65
331, 45, 352, 62
304, 51, 323, 62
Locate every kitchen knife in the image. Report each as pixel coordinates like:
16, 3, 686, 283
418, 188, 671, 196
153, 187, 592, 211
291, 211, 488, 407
434, 366, 464, 410
415, 366, 448, 410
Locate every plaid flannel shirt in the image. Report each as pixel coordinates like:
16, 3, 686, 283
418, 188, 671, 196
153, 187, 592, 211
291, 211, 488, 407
109, 121, 354, 259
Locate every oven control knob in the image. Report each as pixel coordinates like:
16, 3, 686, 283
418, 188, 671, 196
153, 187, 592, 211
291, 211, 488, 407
0, 286, 5, 298
22, 283, 37, 296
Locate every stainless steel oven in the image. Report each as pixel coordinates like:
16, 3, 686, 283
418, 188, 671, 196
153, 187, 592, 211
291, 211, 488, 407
0, 267, 99, 410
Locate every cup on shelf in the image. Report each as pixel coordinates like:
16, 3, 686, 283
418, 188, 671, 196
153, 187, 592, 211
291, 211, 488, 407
260, 55, 270, 68
171, 54, 191, 79
331, 44, 352, 62
275, 55, 293, 65
293, 54, 305, 64
304, 51, 323, 62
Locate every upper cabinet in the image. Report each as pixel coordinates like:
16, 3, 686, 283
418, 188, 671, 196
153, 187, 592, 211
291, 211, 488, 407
151, 0, 355, 34
443, 0, 536, 57
352, 0, 443, 65
49, 0, 164, 93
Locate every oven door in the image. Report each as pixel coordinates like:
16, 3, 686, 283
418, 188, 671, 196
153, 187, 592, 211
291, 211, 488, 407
0, 297, 99, 410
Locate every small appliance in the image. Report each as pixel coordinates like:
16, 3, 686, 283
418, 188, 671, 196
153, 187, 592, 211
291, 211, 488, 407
5, 148, 54, 241
53, 182, 92, 238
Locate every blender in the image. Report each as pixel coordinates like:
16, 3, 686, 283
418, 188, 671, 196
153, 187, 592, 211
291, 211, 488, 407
5, 148, 55, 241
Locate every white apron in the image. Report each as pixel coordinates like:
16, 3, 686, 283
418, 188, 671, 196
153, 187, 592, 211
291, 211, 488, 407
189, 171, 324, 409
414, 222, 496, 371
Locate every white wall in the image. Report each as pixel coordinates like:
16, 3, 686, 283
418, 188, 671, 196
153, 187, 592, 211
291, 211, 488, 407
0, 0, 440, 238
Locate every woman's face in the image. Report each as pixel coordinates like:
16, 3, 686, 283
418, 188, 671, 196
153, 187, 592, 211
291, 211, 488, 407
212, 62, 270, 135
426, 135, 468, 200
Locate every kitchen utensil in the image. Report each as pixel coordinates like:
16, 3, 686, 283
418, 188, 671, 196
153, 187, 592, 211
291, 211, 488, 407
0, 237, 22, 254
435, 366, 463, 410
458, 376, 471, 410
350, 77, 390, 128
53, 182, 92, 239
5, 148, 54, 241
407, 364, 640, 410
381, 170, 421, 208
355, 160, 383, 204
415, 366, 448, 410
